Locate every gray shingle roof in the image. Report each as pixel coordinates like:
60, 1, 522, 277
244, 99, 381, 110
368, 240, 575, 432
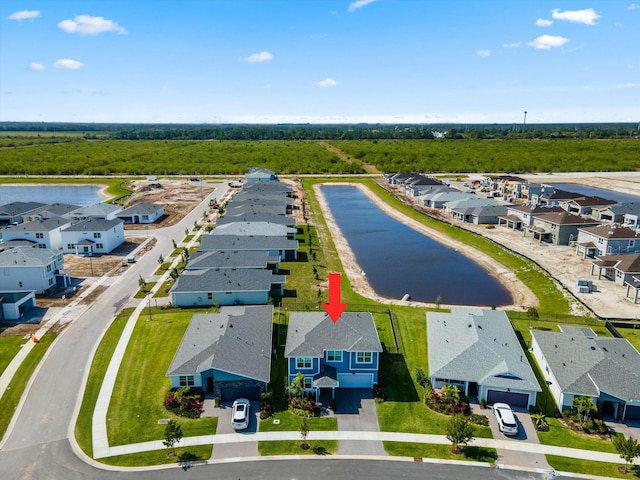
3, 216, 71, 232
532, 329, 640, 401
0, 246, 57, 267
212, 222, 294, 237
0, 202, 47, 216
170, 268, 285, 293
226, 204, 288, 216
66, 203, 122, 218
199, 234, 298, 252
217, 213, 295, 226
187, 250, 280, 270
284, 312, 383, 357
578, 225, 638, 240
167, 305, 273, 382
62, 218, 123, 232
536, 211, 600, 226
427, 308, 541, 392
118, 202, 163, 215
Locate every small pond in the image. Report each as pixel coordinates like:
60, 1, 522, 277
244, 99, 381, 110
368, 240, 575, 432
321, 185, 513, 306
0, 185, 106, 206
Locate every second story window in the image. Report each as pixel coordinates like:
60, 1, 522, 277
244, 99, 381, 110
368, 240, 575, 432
326, 350, 342, 362
94, 232, 101, 238
296, 357, 312, 369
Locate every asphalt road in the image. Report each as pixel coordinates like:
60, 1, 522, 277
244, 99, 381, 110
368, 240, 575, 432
0, 180, 559, 480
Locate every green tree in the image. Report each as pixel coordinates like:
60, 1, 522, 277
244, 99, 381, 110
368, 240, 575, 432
572, 396, 596, 427
446, 414, 474, 454
170, 267, 179, 281
299, 417, 310, 449
288, 372, 306, 403
157, 254, 164, 265
163, 419, 183, 457
414, 368, 431, 390
138, 275, 148, 293
441, 384, 461, 404
531, 412, 549, 431
613, 434, 640, 474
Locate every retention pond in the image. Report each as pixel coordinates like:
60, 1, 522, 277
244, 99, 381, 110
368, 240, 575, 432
321, 185, 513, 307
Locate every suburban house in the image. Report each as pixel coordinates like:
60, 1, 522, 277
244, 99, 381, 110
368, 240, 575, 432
1, 216, 72, 250
186, 250, 281, 272
241, 181, 293, 196
422, 190, 472, 209
169, 268, 285, 306
589, 254, 640, 302
216, 213, 296, 227
530, 326, 640, 421
284, 312, 383, 403
559, 196, 618, 216
60, 218, 125, 255
245, 167, 277, 183
450, 204, 507, 225
427, 308, 541, 409
166, 305, 273, 401
225, 204, 288, 217
212, 221, 297, 239
524, 211, 600, 246
199, 234, 299, 260
116, 203, 164, 224
0, 291, 37, 320
24, 203, 80, 222
65, 203, 123, 223
624, 212, 640, 230
0, 246, 70, 294
576, 225, 640, 258
592, 202, 640, 224
498, 204, 565, 230
533, 187, 584, 207
0, 202, 47, 226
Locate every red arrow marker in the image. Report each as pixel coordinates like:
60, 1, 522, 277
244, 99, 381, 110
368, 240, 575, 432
322, 272, 348, 323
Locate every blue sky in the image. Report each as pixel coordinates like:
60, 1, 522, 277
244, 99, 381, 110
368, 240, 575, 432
1, 0, 638, 124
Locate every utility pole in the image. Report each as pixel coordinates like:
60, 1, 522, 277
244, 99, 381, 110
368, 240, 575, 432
523, 111, 527, 134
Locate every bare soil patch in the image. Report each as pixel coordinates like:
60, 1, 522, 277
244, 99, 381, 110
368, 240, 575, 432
62, 237, 150, 278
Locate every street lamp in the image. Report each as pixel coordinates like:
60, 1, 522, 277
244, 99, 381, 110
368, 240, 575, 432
147, 291, 152, 321
544, 380, 553, 414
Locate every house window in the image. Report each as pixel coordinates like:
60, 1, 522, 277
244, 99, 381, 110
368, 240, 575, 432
96, 243, 103, 249
326, 350, 342, 362
38, 244, 46, 248
142, 215, 149, 220
179, 375, 195, 387
19, 282, 23, 287
207, 292, 213, 300
93, 232, 101, 238
630, 240, 635, 248
46, 264, 52, 272
36, 233, 44, 239
598, 238, 604, 244
67, 244, 74, 250
296, 357, 312, 369
356, 352, 373, 364
49, 277, 54, 285
303, 377, 312, 389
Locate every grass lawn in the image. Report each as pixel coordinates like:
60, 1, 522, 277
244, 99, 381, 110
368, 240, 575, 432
101, 445, 212, 467
260, 411, 337, 432
546, 455, 640, 479
75, 309, 133, 457
0, 336, 27, 376
258, 440, 338, 456
537, 417, 618, 453
154, 262, 172, 275
134, 283, 156, 299
0, 334, 56, 439
384, 442, 498, 463
153, 281, 173, 298
618, 325, 640, 351
107, 308, 218, 446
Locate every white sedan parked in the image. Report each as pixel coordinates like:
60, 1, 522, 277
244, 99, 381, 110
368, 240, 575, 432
493, 402, 518, 436
231, 398, 250, 430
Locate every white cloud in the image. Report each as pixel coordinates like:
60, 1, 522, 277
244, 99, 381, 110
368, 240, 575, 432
536, 18, 553, 27
241, 51, 274, 63
53, 59, 84, 69
316, 77, 338, 87
348, 0, 379, 13
503, 42, 521, 48
8, 10, 41, 21
58, 15, 126, 35
29, 62, 45, 71
551, 8, 601, 25
627, 3, 640, 9
527, 34, 569, 50
476, 50, 491, 57
616, 83, 640, 88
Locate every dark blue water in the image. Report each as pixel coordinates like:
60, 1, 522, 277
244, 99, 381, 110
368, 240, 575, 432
0, 185, 105, 206
321, 185, 512, 306
549, 184, 639, 203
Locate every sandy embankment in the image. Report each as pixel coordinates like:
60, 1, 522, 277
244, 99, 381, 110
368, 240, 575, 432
313, 183, 538, 311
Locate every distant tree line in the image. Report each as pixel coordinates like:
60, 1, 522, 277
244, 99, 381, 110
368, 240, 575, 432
0, 121, 638, 141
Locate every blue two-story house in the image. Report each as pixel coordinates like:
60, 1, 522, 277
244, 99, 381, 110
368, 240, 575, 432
284, 312, 383, 403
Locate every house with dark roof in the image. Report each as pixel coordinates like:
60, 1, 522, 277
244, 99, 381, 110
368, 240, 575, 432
525, 211, 600, 245
427, 308, 541, 409
589, 253, 640, 303
593, 202, 640, 224
560, 196, 618, 216
199, 234, 298, 260
0, 291, 37, 320
576, 225, 640, 258
169, 268, 285, 306
531, 327, 640, 421
0, 202, 47, 225
241, 181, 293, 195
532, 187, 584, 206
499, 204, 565, 230
212, 221, 296, 239
216, 213, 296, 227
60, 218, 125, 254
1, 216, 72, 250
225, 204, 288, 217
116, 202, 164, 224
166, 305, 273, 401
25, 203, 80, 221
284, 312, 383, 403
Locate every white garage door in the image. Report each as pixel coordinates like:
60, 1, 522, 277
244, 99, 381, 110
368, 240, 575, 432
338, 373, 373, 389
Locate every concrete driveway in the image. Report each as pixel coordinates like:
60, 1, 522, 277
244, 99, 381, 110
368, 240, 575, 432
334, 389, 386, 456
483, 405, 551, 471
209, 400, 260, 459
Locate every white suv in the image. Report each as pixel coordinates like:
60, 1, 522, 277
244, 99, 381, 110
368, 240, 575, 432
493, 403, 518, 435
231, 398, 250, 430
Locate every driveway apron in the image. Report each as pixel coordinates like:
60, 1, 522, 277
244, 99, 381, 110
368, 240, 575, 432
210, 400, 260, 459
334, 389, 386, 456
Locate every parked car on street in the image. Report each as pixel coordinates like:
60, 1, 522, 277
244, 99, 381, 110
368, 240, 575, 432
493, 402, 518, 435
232, 398, 250, 430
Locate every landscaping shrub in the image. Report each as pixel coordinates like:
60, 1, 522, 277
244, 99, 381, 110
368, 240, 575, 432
164, 387, 203, 419
373, 384, 385, 403
289, 394, 321, 417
